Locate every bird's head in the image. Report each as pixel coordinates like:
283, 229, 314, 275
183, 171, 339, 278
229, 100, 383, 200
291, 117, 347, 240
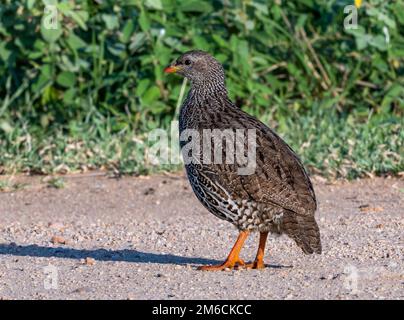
164, 50, 225, 86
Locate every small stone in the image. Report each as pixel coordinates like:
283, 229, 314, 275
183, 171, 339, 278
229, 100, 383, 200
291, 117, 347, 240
48, 222, 65, 231
359, 205, 384, 213
71, 287, 93, 294
144, 187, 155, 195
83, 257, 96, 265
51, 235, 66, 245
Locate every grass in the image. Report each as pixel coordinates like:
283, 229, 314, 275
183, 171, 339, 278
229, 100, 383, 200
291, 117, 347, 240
0, 103, 402, 179
44, 176, 66, 189
0, 179, 28, 192
0, 1, 403, 179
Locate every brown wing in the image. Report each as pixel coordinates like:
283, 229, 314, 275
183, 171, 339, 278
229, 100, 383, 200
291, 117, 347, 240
197, 104, 317, 217
242, 119, 317, 215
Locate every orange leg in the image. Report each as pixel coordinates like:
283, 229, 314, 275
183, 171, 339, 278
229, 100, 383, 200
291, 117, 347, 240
198, 231, 249, 271
245, 232, 268, 269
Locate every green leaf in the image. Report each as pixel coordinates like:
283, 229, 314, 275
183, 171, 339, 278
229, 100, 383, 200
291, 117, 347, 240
369, 35, 387, 51
69, 10, 89, 31
212, 34, 228, 48
145, 0, 163, 10
63, 88, 76, 104
142, 86, 160, 104
0, 42, 11, 61
250, 2, 268, 15
26, 0, 36, 10
0, 121, 13, 134
136, 79, 151, 97
42, 0, 58, 5
393, 3, 404, 24
40, 64, 52, 78
139, 11, 150, 31
102, 14, 119, 30
178, 0, 213, 13
40, 9, 62, 43
192, 35, 210, 51
381, 84, 403, 111
129, 32, 147, 52
66, 32, 86, 50
32, 73, 51, 93
56, 71, 76, 88
356, 37, 369, 50
107, 43, 126, 57
121, 20, 134, 43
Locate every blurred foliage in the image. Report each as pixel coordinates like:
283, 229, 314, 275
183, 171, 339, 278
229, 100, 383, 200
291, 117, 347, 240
0, 0, 403, 178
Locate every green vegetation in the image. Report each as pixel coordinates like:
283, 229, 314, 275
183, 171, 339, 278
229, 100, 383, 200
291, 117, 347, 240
0, 179, 28, 192
0, 0, 403, 178
44, 176, 65, 189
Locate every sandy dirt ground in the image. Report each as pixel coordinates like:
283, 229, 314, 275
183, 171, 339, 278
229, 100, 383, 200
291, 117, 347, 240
0, 172, 402, 300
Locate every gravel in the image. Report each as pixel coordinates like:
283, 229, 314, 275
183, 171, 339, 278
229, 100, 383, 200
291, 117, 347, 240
0, 172, 403, 300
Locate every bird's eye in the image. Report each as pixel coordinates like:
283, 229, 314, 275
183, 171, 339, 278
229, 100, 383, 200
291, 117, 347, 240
184, 59, 191, 65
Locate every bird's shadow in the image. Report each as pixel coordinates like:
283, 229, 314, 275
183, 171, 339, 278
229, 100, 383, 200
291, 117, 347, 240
0, 243, 292, 269
0, 243, 218, 266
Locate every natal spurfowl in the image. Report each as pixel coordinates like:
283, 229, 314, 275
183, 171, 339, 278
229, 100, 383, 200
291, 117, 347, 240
164, 50, 321, 271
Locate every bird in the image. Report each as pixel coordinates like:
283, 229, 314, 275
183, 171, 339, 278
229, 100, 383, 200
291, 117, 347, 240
164, 50, 321, 271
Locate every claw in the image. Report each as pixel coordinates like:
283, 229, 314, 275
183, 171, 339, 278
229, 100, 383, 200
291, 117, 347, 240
244, 260, 265, 270
197, 231, 249, 272
198, 258, 245, 271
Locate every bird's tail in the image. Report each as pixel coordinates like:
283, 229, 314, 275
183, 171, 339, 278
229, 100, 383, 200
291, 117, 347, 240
282, 210, 322, 254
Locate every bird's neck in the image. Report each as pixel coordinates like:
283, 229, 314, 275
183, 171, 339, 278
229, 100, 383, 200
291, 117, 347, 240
188, 76, 228, 102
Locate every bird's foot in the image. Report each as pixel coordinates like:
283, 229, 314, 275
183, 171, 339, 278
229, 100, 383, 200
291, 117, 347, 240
244, 259, 265, 270
198, 258, 245, 271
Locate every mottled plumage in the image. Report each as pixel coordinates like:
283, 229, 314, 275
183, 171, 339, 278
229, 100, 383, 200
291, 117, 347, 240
165, 50, 321, 270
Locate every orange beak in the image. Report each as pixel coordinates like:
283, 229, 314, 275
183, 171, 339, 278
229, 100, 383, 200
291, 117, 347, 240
164, 66, 181, 73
